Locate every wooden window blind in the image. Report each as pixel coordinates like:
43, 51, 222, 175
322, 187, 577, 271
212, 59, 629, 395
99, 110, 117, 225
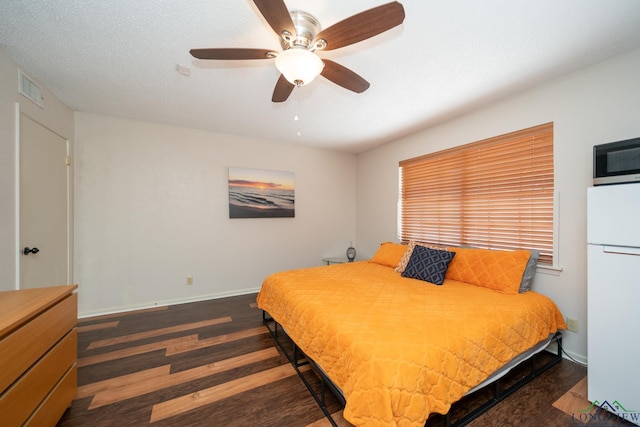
399, 122, 554, 264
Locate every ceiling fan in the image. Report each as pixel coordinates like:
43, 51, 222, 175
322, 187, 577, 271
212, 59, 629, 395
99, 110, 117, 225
190, 0, 405, 102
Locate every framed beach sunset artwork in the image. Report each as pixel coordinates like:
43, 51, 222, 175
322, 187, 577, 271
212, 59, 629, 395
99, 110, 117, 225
228, 167, 295, 218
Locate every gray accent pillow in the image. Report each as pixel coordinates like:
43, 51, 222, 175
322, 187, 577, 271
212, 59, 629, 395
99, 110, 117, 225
519, 250, 540, 293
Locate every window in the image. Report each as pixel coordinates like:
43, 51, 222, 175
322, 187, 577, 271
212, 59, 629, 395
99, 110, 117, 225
399, 123, 554, 264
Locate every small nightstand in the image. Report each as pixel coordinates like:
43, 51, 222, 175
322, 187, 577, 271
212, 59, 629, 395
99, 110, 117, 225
322, 256, 353, 265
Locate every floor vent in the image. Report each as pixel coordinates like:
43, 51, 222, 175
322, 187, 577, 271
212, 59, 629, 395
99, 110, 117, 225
18, 70, 44, 107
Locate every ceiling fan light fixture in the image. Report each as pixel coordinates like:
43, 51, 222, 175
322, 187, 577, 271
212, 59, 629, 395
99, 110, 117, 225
275, 48, 324, 87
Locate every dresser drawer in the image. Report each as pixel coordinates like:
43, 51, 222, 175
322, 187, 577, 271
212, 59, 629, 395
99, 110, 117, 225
0, 328, 77, 426
0, 292, 77, 392
25, 363, 77, 427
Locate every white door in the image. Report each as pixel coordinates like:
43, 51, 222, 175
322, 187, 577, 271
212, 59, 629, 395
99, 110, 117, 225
19, 113, 70, 289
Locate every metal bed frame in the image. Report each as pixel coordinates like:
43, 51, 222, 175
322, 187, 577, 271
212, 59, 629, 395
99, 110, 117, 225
262, 310, 563, 427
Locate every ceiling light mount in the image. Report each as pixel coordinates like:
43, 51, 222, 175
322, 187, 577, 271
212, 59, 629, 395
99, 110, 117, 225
274, 10, 325, 86
280, 11, 321, 51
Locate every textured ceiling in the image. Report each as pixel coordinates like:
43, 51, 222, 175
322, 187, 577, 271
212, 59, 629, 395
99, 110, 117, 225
2, 0, 640, 153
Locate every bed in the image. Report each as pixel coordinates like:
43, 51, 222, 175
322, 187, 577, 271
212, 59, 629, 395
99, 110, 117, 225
257, 242, 567, 426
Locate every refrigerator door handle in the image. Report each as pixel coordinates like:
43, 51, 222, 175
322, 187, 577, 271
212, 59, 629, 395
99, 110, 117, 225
603, 245, 640, 256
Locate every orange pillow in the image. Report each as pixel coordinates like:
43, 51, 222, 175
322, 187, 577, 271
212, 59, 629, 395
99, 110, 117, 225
370, 242, 408, 268
445, 247, 531, 294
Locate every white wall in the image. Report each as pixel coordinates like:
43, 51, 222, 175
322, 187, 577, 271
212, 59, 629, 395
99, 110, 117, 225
74, 112, 356, 316
355, 48, 640, 362
0, 49, 74, 291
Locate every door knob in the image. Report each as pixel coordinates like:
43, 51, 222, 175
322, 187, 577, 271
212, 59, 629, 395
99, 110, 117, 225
23, 247, 40, 255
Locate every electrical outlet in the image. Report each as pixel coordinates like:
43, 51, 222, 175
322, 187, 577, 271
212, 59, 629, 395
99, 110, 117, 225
566, 317, 578, 333
186, 276, 193, 286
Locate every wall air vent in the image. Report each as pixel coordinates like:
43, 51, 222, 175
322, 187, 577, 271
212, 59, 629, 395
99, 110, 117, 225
18, 70, 44, 108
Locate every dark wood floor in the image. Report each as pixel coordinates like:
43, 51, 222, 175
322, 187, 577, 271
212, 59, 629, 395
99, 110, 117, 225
57, 292, 595, 427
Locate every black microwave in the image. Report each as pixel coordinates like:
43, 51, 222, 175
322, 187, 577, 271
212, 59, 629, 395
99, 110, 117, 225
593, 137, 640, 186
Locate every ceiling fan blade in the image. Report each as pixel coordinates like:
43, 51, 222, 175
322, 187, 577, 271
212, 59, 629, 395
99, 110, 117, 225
321, 60, 370, 93
272, 74, 295, 102
253, 0, 296, 38
313, 1, 405, 51
190, 48, 276, 60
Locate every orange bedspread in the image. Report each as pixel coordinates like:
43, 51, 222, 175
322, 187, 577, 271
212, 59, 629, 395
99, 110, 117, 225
257, 261, 566, 427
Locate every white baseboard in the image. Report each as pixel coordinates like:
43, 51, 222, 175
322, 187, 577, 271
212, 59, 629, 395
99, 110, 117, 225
546, 341, 588, 366
78, 287, 262, 319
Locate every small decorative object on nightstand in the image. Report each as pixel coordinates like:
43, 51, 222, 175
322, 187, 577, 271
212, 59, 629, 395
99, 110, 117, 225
346, 242, 356, 262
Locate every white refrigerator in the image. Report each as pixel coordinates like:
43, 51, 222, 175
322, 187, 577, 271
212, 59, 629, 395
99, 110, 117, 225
587, 183, 640, 425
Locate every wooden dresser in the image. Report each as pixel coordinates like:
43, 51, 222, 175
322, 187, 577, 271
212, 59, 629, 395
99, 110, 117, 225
0, 285, 78, 427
